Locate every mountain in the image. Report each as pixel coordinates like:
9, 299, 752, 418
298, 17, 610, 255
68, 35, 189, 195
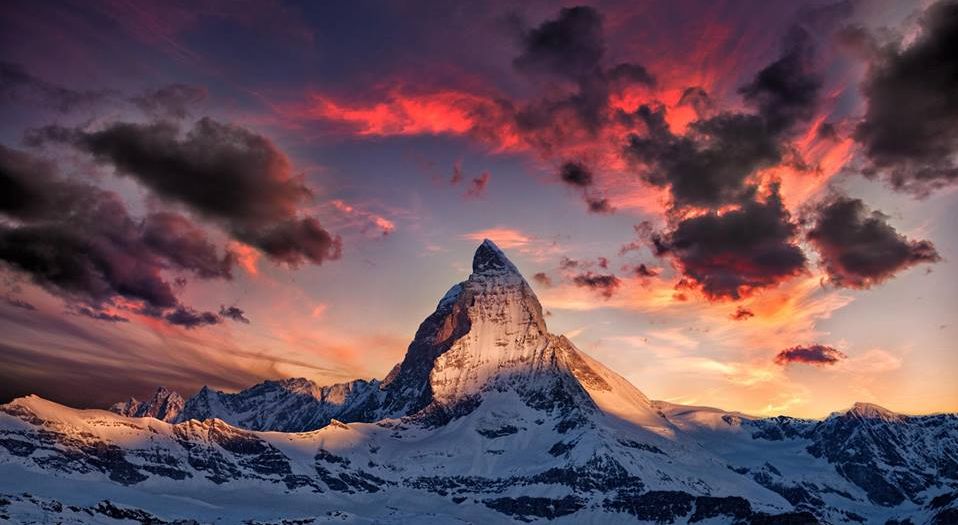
175, 377, 383, 432
109, 385, 184, 422
1, 240, 956, 524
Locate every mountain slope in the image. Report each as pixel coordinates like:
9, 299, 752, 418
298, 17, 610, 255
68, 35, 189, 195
2, 240, 956, 524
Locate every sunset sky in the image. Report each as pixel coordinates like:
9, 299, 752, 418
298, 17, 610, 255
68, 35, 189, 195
1, 0, 956, 418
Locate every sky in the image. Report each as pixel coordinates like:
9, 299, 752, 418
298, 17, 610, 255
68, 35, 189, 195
1, 0, 956, 418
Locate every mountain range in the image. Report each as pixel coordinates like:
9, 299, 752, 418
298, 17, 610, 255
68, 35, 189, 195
1, 240, 955, 524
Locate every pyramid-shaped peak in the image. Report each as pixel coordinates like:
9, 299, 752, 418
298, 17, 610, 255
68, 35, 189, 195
472, 239, 520, 275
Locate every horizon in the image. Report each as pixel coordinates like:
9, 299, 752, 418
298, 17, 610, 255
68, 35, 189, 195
2, 0, 957, 421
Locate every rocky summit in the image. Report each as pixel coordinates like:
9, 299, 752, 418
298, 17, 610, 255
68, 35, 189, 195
1, 241, 956, 523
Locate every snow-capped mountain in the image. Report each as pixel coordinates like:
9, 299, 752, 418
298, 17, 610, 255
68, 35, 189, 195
2, 240, 956, 524
174, 377, 384, 432
109, 386, 184, 422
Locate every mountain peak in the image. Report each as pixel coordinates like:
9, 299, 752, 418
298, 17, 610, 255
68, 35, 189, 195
472, 239, 519, 275
109, 385, 184, 422
845, 402, 902, 422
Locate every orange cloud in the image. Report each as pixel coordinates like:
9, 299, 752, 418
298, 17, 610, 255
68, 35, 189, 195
290, 89, 524, 153
229, 241, 260, 277
329, 199, 396, 237
461, 227, 531, 249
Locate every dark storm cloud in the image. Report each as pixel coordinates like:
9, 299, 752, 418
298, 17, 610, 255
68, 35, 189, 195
557, 161, 613, 213
738, 27, 822, 133
0, 143, 66, 219
513, 6, 604, 82
677, 87, 714, 118
28, 117, 341, 267
0, 145, 231, 325
165, 306, 220, 328
627, 105, 775, 208
730, 306, 755, 321
572, 272, 621, 298
130, 83, 207, 119
854, 0, 958, 195
0, 61, 109, 112
807, 195, 940, 289
626, 28, 821, 210
532, 272, 552, 287
512, 6, 654, 132
142, 212, 234, 279
219, 305, 250, 324
774, 344, 847, 366
817, 122, 838, 141
559, 161, 593, 187
606, 63, 656, 88
0, 221, 179, 312
651, 186, 807, 300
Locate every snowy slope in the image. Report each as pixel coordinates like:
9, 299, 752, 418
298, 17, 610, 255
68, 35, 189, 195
2, 240, 956, 524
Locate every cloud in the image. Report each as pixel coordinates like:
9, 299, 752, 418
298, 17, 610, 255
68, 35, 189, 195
4, 297, 35, 311
164, 306, 220, 328
130, 83, 207, 119
513, 6, 605, 82
533, 272, 552, 287
607, 63, 655, 88
464, 172, 491, 199
73, 306, 128, 323
572, 272, 621, 299
27, 117, 341, 267
677, 87, 714, 118
586, 196, 615, 214
807, 195, 940, 288
219, 305, 250, 324
451, 161, 464, 184
854, 0, 958, 195
559, 161, 593, 187
142, 212, 234, 279
651, 185, 807, 300
557, 161, 614, 212
0, 144, 229, 326
774, 344, 847, 366
513, 5, 653, 133
625, 27, 821, 209
559, 257, 579, 270
738, 27, 822, 134
0, 61, 109, 112
730, 306, 755, 321
634, 264, 658, 278
462, 227, 530, 249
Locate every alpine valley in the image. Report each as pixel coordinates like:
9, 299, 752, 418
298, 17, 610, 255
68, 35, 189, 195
1, 241, 956, 524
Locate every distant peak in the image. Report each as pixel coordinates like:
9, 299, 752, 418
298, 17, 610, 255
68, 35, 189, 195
472, 239, 519, 275
844, 402, 901, 421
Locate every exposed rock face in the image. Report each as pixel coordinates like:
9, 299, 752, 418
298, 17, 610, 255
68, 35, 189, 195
109, 386, 184, 422
176, 378, 383, 432
4, 240, 956, 524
